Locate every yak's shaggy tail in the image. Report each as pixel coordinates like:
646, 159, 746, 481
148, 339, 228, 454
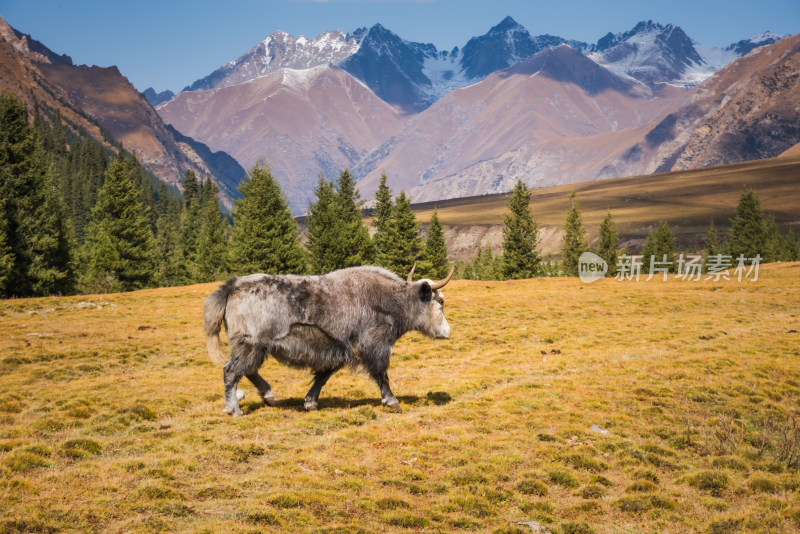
204, 278, 236, 365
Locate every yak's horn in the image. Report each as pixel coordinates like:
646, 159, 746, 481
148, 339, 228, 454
406, 262, 416, 284
429, 264, 455, 290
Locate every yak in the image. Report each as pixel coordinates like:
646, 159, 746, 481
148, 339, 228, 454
203, 264, 454, 416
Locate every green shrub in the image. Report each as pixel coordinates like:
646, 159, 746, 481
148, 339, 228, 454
562, 521, 595, 534
516, 479, 548, 496
548, 469, 580, 488
386, 513, 428, 528
579, 485, 605, 499
119, 404, 157, 421
690, 471, 729, 497
615, 495, 676, 514
707, 518, 742, 534
375, 498, 410, 510
626, 480, 658, 493
269, 494, 302, 508
61, 438, 102, 458
748, 477, 778, 493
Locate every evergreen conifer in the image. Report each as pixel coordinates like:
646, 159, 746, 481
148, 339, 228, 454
230, 164, 306, 275
502, 180, 540, 279
193, 180, 228, 282
334, 169, 374, 268
641, 221, 677, 274
560, 190, 587, 276
705, 220, 719, 258
420, 209, 449, 279
383, 191, 421, 278
596, 211, 618, 276
727, 187, 766, 259
306, 176, 339, 274
372, 172, 394, 268
83, 156, 157, 291
0, 91, 76, 296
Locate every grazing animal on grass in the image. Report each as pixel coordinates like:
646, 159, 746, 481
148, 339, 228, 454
203, 264, 453, 416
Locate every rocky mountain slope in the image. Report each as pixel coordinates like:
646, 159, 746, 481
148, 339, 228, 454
355, 44, 692, 201
668, 33, 800, 170
157, 65, 405, 212
0, 15, 243, 206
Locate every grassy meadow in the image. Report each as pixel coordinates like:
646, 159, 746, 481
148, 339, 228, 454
1, 263, 800, 533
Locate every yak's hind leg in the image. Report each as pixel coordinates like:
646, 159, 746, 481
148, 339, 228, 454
222, 339, 266, 417
222, 364, 244, 417
304, 368, 340, 411
246, 372, 277, 406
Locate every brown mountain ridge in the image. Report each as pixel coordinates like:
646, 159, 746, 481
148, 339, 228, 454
0, 15, 242, 207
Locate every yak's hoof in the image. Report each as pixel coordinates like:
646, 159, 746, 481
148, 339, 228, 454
236, 389, 245, 401
383, 399, 402, 413
222, 405, 243, 417
263, 392, 278, 407
304, 400, 319, 411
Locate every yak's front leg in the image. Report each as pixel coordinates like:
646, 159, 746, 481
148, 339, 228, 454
374, 370, 401, 412
304, 368, 338, 411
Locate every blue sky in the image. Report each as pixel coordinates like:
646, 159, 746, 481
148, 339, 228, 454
1, 0, 797, 93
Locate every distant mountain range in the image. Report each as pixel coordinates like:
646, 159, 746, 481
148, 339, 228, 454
153, 17, 794, 212
0, 13, 794, 215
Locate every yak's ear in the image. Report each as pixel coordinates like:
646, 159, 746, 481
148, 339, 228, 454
418, 281, 432, 302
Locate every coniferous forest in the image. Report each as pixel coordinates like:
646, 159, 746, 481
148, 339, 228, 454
3, 88, 798, 297
0, 91, 451, 298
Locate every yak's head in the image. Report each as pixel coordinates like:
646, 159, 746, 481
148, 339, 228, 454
407, 264, 454, 339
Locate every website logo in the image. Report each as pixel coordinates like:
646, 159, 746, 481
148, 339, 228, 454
579, 252, 608, 283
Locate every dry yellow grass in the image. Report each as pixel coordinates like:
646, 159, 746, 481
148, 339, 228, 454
1, 264, 800, 533
411, 156, 800, 237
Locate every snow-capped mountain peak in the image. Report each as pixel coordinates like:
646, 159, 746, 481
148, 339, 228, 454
183, 28, 364, 92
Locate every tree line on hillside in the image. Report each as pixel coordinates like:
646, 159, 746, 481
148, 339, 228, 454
2, 88, 798, 298
0, 89, 451, 297
459, 181, 799, 280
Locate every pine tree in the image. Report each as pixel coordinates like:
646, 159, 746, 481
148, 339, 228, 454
641, 221, 677, 274
705, 220, 719, 258
193, 180, 228, 282
372, 171, 394, 268
464, 245, 503, 281
0, 91, 75, 296
420, 209, 449, 279
83, 156, 157, 291
779, 229, 800, 261
306, 176, 339, 274
596, 211, 618, 276
502, 180, 540, 279
334, 169, 374, 268
181, 170, 202, 275
383, 191, 422, 278
230, 164, 306, 275
727, 187, 766, 260
155, 185, 187, 286
183, 169, 199, 209
0, 195, 14, 294
85, 225, 122, 293
28, 163, 76, 295
762, 213, 780, 263
306, 170, 374, 273
560, 190, 587, 276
